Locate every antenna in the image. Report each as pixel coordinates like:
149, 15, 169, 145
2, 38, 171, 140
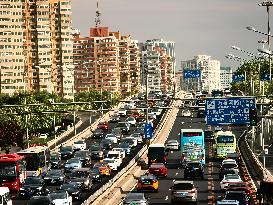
95, 0, 101, 27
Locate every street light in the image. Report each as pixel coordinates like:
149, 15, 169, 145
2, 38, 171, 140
246, 26, 273, 38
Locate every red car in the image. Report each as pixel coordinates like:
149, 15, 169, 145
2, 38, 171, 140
98, 122, 110, 130
148, 163, 168, 177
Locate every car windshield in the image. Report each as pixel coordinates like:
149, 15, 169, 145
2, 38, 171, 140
28, 198, 50, 205
47, 170, 62, 176
25, 177, 41, 185
71, 171, 89, 178
50, 155, 59, 160
61, 147, 72, 152
67, 159, 80, 164
106, 134, 115, 138
90, 145, 100, 151
187, 163, 200, 168
222, 164, 237, 169
61, 183, 78, 190
119, 143, 129, 148
125, 193, 144, 201
117, 123, 127, 127
225, 175, 240, 180
74, 141, 84, 144
225, 193, 246, 200
75, 151, 88, 158
103, 159, 115, 163
228, 183, 247, 188
49, 192, 67, 200
173, 183, 194, 190
168, 140, 178, 144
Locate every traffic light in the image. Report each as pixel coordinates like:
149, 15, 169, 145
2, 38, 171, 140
249, 108, 258, 126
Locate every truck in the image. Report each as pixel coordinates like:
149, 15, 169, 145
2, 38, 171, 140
147, 144, 167, 166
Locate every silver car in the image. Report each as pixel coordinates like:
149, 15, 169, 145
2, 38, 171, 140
165, 140, 179, 150
171, 180, 198, 204
122, 193, 149, 205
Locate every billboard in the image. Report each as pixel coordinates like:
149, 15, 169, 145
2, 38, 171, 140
183, 70, 201, 79
232, 73, 245, 82
205, 97, 256, 125
260, 73, 271, 81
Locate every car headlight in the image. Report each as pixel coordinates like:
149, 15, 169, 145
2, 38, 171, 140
36, 187, 42, 190
84, 180, 90, 186
44, 177, 49, 180
20, 188, 24, 191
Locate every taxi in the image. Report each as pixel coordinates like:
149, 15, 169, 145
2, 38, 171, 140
93, 162, 111, 176
137, 174, 159, 192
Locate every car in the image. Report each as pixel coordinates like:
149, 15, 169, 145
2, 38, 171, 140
184, 161, 204, 179
48, 190, 72, 205
50, 153, 61, 169
225, 182, 252, 197
111, 128, 123, 140
183, 100, 192, 108
122, 137, 138, 147
217, 200, 239, 205
66, 168, 92, 190
219, 168, 239, 180
219, 160, 239, 179
122, 193, 149, 205
58, 182, 82, 201
204, 130, 215, 142
64, 158, 82, 173
72, 140, 86, 152
27, 196, 52, 205
126, 116, 137, 126
118, 109, 127, 116
148, 163, 167, 177
19, 177, 47, 199
184, 93, 193, 98
181, 109, 191, 117
92, 128, 104, 138
105, 133, 119, 144
100, 139, 113, 150
170, 180, 198, 204
109, 114, 120, 123
89, 144, 104, 159
74, 150, 91, 167
116, 122, 130, 134
137, 174, 159, 192
90, 167, 103, 183
135, 127, 145, 136
102, 158, 120, 171
220, 174, 243, 190
150, 108, 162, 116
222, 191, 250, 205
118, 143, 132, 155
130, 133, 143, 144
112, 148, 126, 159
97, 121, 110, 131
225, 152, 241, 163
165, 140, 179, 150
43, 169, 65, 185
197, 108, 205, 118
39, 133, 49, 139
93, 162, 111, 176
60, 146, 74, 160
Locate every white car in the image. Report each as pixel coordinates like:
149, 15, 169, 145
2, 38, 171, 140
105, 133, 118, 144
126, 116, 137, 126
130, 133, 143, 144
221, 159, 237, 166
150, 108, 162, 116
181, 109, 191, 117
112, 148, 126, 159
165, 140, 179, 150
72, 140, 86, 151
184, 93, 193, 98
220, 174, 242, 190
49, 191, 72, 205
123, 137, 138, 147
118, 109, 127, 116
103, 158, 120, 171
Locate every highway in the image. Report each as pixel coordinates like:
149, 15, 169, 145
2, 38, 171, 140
130, 109, 246, 205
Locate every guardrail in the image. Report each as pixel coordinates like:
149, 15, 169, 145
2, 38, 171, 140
82, 92, 183, 205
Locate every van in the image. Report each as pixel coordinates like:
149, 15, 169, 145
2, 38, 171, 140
107, 150, 123, 166
0, 187, 12, 205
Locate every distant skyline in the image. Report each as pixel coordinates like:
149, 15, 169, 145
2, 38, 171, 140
71, 0, 270, 70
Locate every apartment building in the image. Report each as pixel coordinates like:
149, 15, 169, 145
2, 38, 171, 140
72, 26, 140, 95
181, 55, 220, 93
220, 67, 232, 90
139, 39, 175, 94
0, 0, 74, 98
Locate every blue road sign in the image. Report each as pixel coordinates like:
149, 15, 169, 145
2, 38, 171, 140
144, 123, 153, 139
205, 97, 256, 125
232, 73, 245, 82
183, 70, 201, 79
260, 73, 271, 81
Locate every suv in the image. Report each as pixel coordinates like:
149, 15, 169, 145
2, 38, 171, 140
171, 180, 198, 204
116, 122, 130, 134
66, 168, 92, 190
184, 161, 204, 179
219, 160, 239, 179
222, 191, 250, 205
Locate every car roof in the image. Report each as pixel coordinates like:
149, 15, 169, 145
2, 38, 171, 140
173, 180, 194, 184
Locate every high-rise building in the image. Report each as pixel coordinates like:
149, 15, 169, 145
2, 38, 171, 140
0, 0, 74, 98
181, 55, 220, 93
72, 27, 140, 95
139, 39, 175, 94
220, 67, 232, 90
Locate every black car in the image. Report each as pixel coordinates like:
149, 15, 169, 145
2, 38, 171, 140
184, 161, 204, 179
59, 182, 82, 201
19, 177, 47, 199
100, 139, 113, 150
50, 153, 61, 169
27, 196, 53, 205
66, 168, 92, 190
204, 130, 215, 142
74, 150, 91, 167
90, 167, 103, 183
43, 169, 65, 185
92, 128, 104, 138
197, 108, 205, 118
60, 146, 74, 160
109, 114, 121, 123
222, 191, 250, 205
116, 122, 130, 135
89, 144, 104, 159
118, 143, 131, 155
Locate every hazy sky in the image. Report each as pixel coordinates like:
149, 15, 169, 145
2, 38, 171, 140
71, 0, 270, 70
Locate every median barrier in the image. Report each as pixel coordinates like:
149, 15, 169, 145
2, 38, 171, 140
83, 92, 183, 205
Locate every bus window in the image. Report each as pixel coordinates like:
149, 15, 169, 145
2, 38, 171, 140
217, 135, 234, 143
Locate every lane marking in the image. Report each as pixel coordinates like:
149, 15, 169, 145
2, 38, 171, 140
165, 196, 168, 201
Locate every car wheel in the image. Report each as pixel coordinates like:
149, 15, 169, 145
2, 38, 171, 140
155, 188, 159, 193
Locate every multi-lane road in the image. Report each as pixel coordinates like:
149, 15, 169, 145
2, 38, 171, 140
131, 109, 246, 205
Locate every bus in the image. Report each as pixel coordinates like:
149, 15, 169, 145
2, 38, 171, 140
214, 131, 236, 159
180, 129, 205, 166
17, 146, 50, 177
0, 154, 26, 192
147, 144, 167, 166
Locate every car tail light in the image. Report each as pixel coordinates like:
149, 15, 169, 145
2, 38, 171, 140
152, 180, 157, 183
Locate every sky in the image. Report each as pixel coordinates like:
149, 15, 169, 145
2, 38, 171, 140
71, 0, 270, 70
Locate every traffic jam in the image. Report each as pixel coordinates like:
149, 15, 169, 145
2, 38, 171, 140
0, 92, 171, 205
